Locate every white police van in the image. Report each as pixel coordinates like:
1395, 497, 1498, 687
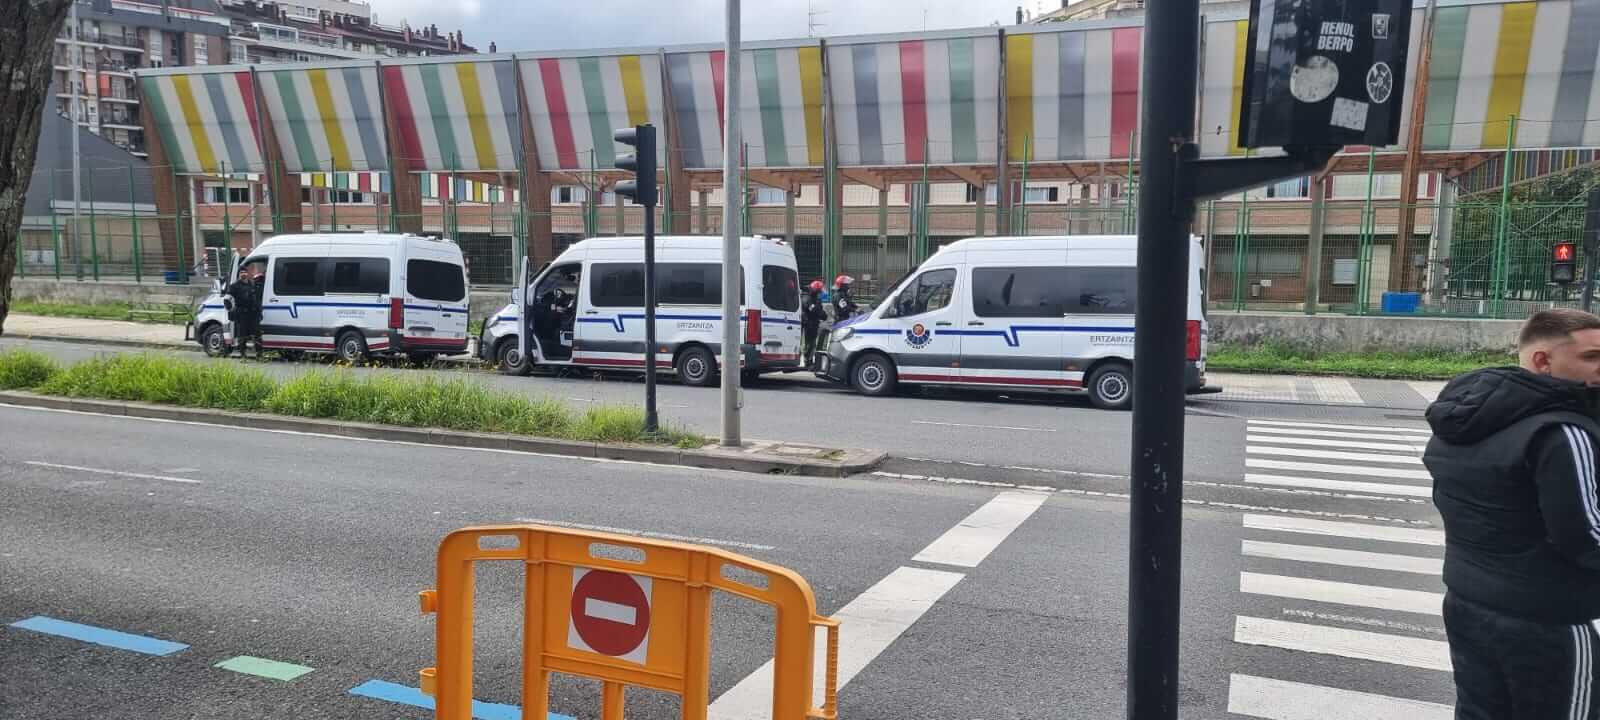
188, 233, 470, 361
479, 235, 804, 385
814, 235, 1212, 410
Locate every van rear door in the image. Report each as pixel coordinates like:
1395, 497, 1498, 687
403, 251, 470, 352
758, 262, 802, 365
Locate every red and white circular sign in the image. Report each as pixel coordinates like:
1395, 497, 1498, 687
568, 568, 652, 663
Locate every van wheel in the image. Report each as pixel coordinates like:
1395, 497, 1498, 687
336, 331, 369, 364
851, 354, 897, 397
200, 324, 227, 357
676, 346, 716, 387
497, 338, 532, 376
1087, 362, 1133, 411
740, 369, 762, 386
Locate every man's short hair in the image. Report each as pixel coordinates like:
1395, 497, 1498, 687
1519, 308, 1600, 348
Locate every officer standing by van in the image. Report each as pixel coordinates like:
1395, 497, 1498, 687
832, 275, 859, 322
802, 280, 829, 369
224, 268, 258, 359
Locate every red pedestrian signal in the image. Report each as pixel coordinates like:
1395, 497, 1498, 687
1553, 242, 1578, 284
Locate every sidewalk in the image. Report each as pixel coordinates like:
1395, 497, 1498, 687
2, 313, 1449, 409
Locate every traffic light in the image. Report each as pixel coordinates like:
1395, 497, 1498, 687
613, 124, 657, 207
1553, 242, 1578, 284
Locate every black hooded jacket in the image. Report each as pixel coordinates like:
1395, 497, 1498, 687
1424, 367, 1600, 623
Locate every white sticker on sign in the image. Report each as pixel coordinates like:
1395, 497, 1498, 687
585, 598, 638, 625
1330, 97, 1369, 132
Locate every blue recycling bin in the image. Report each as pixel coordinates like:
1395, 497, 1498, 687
1381, 292, 1421, 314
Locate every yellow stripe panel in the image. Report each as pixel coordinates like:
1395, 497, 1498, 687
1228, 20, 1249, 156
455, 63, 499, 170
618, 55, 651, 127
1481, 2, 1538, 148
799, 46, 825, 166
168, 75, 218, 173
1006, 33, 1034, 162
307, 69, 352, 169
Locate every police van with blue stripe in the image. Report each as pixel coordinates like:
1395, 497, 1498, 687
814, 235, 1213, 410
480, 235, 804, 385
189, 233, 470, 362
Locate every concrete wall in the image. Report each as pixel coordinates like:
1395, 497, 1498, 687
1209, 311, 1521, 353
13, 278, 511, 328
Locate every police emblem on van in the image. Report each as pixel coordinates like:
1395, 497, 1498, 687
905, 323, 933, 349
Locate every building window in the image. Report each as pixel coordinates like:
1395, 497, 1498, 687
193, 34, 208, 64
553, 185, 586, 204
753, 187, 786, 205
965, 184, 1060, 203
230, 40, 248, 64
206, 185, 253, 204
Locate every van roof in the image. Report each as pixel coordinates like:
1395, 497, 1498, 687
254, 232, 457, 249
567, 235, 790, 252
931, 234, 1201, 255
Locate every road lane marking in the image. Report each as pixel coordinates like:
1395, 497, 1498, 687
1248, 419, 1432, 435
1241, 572, 1443, 616
1242, 540, 1442, 575
347, 679, 564, 720
708, 566, 967, 719
8, 616, 188, 656
910, 420, 1057, 432
1227, 673, 1453, 719
1245, 473, 1432, 498
513, 518, 775, 551
1244, 514, 1445, 545
1247, 446, 1424, 465
912, 490, 1051, 568
1246, 426, 1432, 443
1246, 435, 1427, 453
215, 655, 314, 681
1246, 458, 1433, 481
1233, 616, 1452, 671
24, 461, 204, 484
1280, 609, 1446, 636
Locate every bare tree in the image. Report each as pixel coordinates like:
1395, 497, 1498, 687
0, 0, 74, 335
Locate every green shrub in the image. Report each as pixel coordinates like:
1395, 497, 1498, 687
37, 354, 275, 410
0, 350, 61, 390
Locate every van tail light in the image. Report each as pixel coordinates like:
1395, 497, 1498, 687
745, 309, 762, 345
388, 298, 404, 330
1185, 320, 1202, 362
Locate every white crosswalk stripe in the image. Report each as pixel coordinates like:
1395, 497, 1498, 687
1227, 420, 1453, 717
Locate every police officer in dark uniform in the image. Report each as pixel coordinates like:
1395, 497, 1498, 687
224, 269, 258, 359
801, 279, 829, 369
831, 274, 859, 321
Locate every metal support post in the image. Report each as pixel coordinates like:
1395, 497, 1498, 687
720, 0, 743, 447
1583, 187, 1600, 313
130, 164, 142, 283
1304, 175, 1327, 315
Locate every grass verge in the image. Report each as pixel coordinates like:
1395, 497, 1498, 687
1209, 343, 1513, 380
0, 350, 704, 447
12, 300, 188, 325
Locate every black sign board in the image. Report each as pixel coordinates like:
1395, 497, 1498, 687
1237, 0, 1413, 149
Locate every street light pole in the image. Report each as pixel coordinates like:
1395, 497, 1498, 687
719, 0, 743, 447
1127, 0, 1199, 716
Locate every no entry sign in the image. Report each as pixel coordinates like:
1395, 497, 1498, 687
567, 568, 652, 664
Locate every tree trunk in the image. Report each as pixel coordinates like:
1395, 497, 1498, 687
0, 0, 74, 336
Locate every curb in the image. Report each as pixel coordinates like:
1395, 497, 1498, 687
4, 333, 197, 353
0, 391, 885, 478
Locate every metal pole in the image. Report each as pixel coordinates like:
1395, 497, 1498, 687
1304, 174, 1327, 315
1018, 137, 1031, 235
49, 169, 61, 280
175, 167, 188, 284
643, 129, 660, 434
1583, 187, 1600, 313
1492, 115, 1517, 318
87, 167, 99, 281
1359, 147, 1377, 314
70, 0, 83, 281
719, 0, 743, 447
1128, 0, 1196, 714
130, 165, 142, 283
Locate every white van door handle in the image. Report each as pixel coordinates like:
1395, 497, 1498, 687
935, 321, 953, 327
585, 310, 600, 315
967, 321, 985, 326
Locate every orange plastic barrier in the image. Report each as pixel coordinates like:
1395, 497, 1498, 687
417, 524, 840, 720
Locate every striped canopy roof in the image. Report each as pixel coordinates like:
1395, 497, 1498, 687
136, 0, 1600, 178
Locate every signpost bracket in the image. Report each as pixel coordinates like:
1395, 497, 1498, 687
1179, 144, 1340, 204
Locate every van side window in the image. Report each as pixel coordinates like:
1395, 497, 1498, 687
657, 263, 722, 305
972, 267, 1064, 317
591, 263, 646, 307
327, 258, 389, 294
274, 259, 324, 296
762, 265, 799, 312
407, 259, 466, 302
1064, 267, 1137, 314
890, 269, 956, 317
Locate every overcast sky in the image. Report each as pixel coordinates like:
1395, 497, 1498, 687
370, 0, 1069, 53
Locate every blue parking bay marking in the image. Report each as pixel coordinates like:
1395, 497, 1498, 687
348, 679, 576, 720
8, 616, 188, 656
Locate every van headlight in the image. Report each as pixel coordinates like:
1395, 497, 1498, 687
834, 327, 854, 343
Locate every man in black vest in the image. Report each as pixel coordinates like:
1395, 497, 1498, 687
1425, 308, 1600, 718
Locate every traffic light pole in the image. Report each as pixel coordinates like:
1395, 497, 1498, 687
612, 125, 660, 433
1131, 2, 1337, 717
643, 189, 659, 432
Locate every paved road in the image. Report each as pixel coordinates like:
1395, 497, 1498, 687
1, 380, 1452, 718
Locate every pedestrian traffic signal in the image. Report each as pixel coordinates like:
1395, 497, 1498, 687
612, 125, 657, 208
1553, 242, 1578, 284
